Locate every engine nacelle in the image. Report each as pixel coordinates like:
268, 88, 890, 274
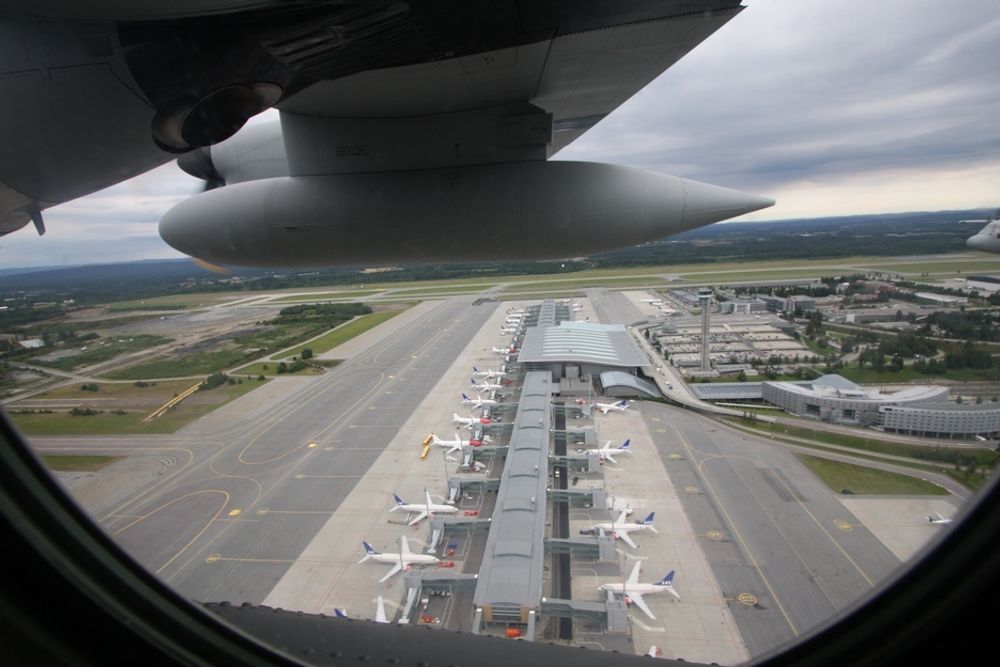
159, 161, 773, 267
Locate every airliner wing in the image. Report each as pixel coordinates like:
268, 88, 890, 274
627, 561, 642, 585
617, 531, 638, 549
627, 592, 656, 620
375, 596, 388, 624
407, 511, 428, 526
603, 453, 618, 464
281, 4, 738, 156
379, 563, 402, 583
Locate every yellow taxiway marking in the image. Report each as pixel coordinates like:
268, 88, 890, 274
228, 509, 242, 517
737, 593, 758, 606
706, 530, 724, 540
307, 442, 318, 448
669, 422, 800, 636
834, 519, 854, 532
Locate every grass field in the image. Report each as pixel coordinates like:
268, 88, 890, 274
101, 321, 328, 380
390, 284, 495, 294
40, 455, 122, 471
500, 276, 674, 292
796, 454, 949, 495
277, 309, 407, 359
735, 418, 999, 467
107, 293, 232, 310
9, 378, 266, 435
24, 379, 199, 400
234, 361, 326, 377
267, 289, 387, 303
31, 335, 172, 372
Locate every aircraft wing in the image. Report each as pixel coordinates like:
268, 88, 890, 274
626, 592, 656, 620
275, 3, 745, 169
603, 453, 618, 464
627, 562, 643, 585
375, 597, 388, 624
407, 511, 428, 526
378, 563, 402, 584
617, 531, 638, 549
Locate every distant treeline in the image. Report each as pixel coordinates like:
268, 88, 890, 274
0, 210, 989, 307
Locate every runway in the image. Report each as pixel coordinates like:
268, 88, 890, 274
33, 296, 496, 604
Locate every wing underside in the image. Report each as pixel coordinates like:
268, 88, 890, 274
379, 562, 402, 583
617, 531, 638, 549
627, 592, 656, 620
275, 3, 744, 176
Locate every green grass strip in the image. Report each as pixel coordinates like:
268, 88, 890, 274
796, 453, 948, 495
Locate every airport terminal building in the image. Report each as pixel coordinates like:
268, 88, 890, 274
761, 374, 949, 426
878, 402, 1000, 439
517, 320, 650, 385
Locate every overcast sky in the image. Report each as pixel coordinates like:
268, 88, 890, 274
4, 0, 1000, 269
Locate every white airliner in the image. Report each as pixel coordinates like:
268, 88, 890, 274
594, 399, 631, 414
360, 536, 439, 583
390, 490, 458, 525
491, 345, 514, 355
580, 439, 631, 464
428, 432, 469, 454
471, 378, 504, 393
599, 561, 679, 620
966, 212, 1000, 253
928, 513, 954, 525
472, 366, 507, 379
587, 509, 657, 549
452, 412, 490, 429
461, 392, 497, 410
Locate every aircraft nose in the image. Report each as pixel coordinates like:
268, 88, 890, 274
681, 179, 775, 229
967, 235, 984, 250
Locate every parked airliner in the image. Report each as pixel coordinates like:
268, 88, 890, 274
360, 537, 439, 582
594, 399, 630, 414
599, 561, 679, 620
585, 509, 657, 549
390, 490, 459, 525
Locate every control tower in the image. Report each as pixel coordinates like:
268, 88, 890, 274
698, 288, 712, 371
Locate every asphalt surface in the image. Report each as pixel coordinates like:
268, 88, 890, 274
641, 402, 905, 655
33, 296, 495, 604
